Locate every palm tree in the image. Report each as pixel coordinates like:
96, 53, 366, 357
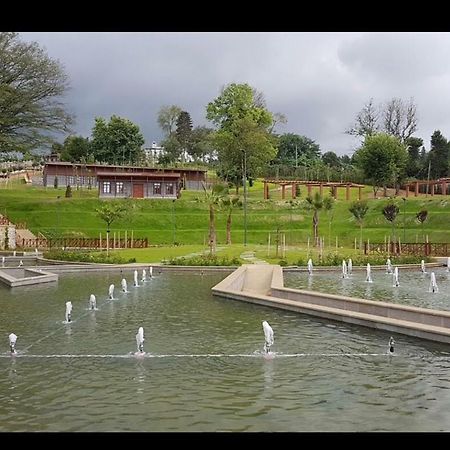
305, 191, 325, 246
202, 182, 228, 255
323, 195, 335, 247
349, 200, 369, 253
221, 195, 242, 245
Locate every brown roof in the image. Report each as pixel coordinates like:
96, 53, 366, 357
97, 172, 181, 178
45, 162, 206, 173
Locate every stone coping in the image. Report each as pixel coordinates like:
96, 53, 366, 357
0, 267, 58, 287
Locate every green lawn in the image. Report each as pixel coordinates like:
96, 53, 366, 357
1, 179, 449, 252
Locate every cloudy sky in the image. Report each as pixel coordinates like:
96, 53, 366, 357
20, 31, 450, 155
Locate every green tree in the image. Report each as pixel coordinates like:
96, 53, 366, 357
60, 135, 91, 163
404, 136, 424, 178
354, 133, 408, 197
175, 111, 193, 163
428, 130, 450, 179
202, 183, 228, 255
323, 195, 335, 247
65, 184, 72, 198
275, 133, 321, 166
157, 105, 182, 138
95, 202, 128, 256
54, 175, 58, 189
349, 200, 369, 252
189, 126, 214, 162
382, 201, 400, 242
305, 192, 325, 246
90, 115, 145, 165
0, 32, 73, 152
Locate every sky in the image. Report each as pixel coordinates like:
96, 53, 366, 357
19, 31, 450, 156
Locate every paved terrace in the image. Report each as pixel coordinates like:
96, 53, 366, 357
212, 264, 450, 345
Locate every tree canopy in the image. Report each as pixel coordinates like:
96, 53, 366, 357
0, 32, 73, 152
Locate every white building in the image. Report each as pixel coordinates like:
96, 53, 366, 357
143, 142, 165, 163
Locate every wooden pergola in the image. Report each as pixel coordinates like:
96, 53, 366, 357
263, 179, 365, 200
403, 178, 450, 197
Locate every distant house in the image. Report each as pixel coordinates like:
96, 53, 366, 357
42, 162, 207, 194
143, 141, 165, 163
97, 172, 181, 199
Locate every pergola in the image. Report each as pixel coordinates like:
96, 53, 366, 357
403, 178, 450, 197
263, 179, 365, 200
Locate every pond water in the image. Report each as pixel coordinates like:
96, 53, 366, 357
1, 269, 450, 432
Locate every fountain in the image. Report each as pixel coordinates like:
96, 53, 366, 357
13, 251, 16, 257
342, 260, 348, 279
2, 256, 5, 267
89, 294, 96, 310
8, 333, 17, 354
388, 336, 395, 354
348, 259, 352, 275
149, 266, 153, 278
18, 260, 23, 267
365, 263, 372, 283
135, 327, 145, 353
134, 270, 139, 287
421, 260, 427, 273
393, 266, 400, 287
262, 320, 274, 354
108, 284, 115, 300
142, 269, 146, 282
121, 278, 128, 293
65, 301, 73, 323
307, 259, 313, 275
386, 258, 393, 274
429, 272, 439, 293
447, 257, 450, 273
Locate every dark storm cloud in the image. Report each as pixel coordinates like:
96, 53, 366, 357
20, 32, 450, 154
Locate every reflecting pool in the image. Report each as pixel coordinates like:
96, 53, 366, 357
1, 269, 450, 431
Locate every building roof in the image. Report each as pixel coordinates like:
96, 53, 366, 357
45, 161, 206, 173
97, 172, 181, 178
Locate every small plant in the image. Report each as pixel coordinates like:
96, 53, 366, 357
65, 184, 72, 198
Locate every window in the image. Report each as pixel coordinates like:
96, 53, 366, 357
116, 182, 124, 194
166, 183, 174, 195
153, 183, 161, 195
102, 181, 111, 194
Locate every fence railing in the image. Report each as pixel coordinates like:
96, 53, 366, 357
17, 237, 148, 250
364, 242, 449, 256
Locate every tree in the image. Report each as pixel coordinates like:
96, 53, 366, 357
207, 83, 276, 193
189, 126, 214, 162
382, 201, 400, 242
95, 202, 128, 256
428, 130, 450, 179
305, 192, 325, 246
202, 183, 228, 255
347, 97, 418, 143
0, 32, 73, 152
275, 133, 321, 166
349, 200, 369, 252
175, 111, 193, 163
346, 98, 379, 138
404, 136, 424, 178
60, 135, 91, 163
354, 133, 408, 197
221, 195, 242, 245
157, 105, 182, 138
416, 209, 428, 241
90, 115, 145, 165
54, 175, 58, 189
321, 151, 341, 168
269, 112, 288, 133
159, 135, 182, 165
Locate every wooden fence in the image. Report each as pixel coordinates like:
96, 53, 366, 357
365, 242, 449, 256
17, 237, 148, 250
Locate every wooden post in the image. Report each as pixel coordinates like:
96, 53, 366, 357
336, 235, 338, 251
358, 186, 362, 200
443, 181, 447, 196
131, 230, 134, 248
113, 232, 116, 249
355, 237, 357, 251
99, 232, 102, 250
415, 181, 419, 197
125, 230, 127, 248
267, 233, 271, 257
307, 237, 310, 258
346, 184, 350, 201
307, 184, 312, 196
281, 184, 285, 200
405, 183, 409, 198
291, 184, 296, 199
319, 184, 323, 197
118, 230, 120, 249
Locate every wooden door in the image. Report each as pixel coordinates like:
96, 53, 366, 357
133, 183, 144, 198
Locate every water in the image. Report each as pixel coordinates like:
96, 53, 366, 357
1, 270, 450, 431
285, 268, 450, 311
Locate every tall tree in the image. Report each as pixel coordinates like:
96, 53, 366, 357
60, 135, 90, 162
90, 115, 145, 165
354, 133, 408, 196
0, 32, 73, 152
416, 209, 428, 241
428, 130, 450, 179
157, 105, 182, 138
305, 192, 325, 246
346, 98, 379, 138
207, 83, 276, 193
382, 202, 400, 242
189, 126, 214, 162
275, 133, 321, 166
404, 136, 424, 178
175, 111, 193, 163
221, 195, 242, 245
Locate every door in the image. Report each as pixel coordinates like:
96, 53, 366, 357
133, 183, 144, 198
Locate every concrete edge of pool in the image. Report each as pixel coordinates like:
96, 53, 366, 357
211, 264, 450, 345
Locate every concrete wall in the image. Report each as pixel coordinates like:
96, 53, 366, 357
0, 225, 16, 250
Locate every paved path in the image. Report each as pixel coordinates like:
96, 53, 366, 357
239, 251, 269, 265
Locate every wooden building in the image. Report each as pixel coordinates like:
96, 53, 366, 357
42, 162, 207, 191
97, 172, 181, 199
